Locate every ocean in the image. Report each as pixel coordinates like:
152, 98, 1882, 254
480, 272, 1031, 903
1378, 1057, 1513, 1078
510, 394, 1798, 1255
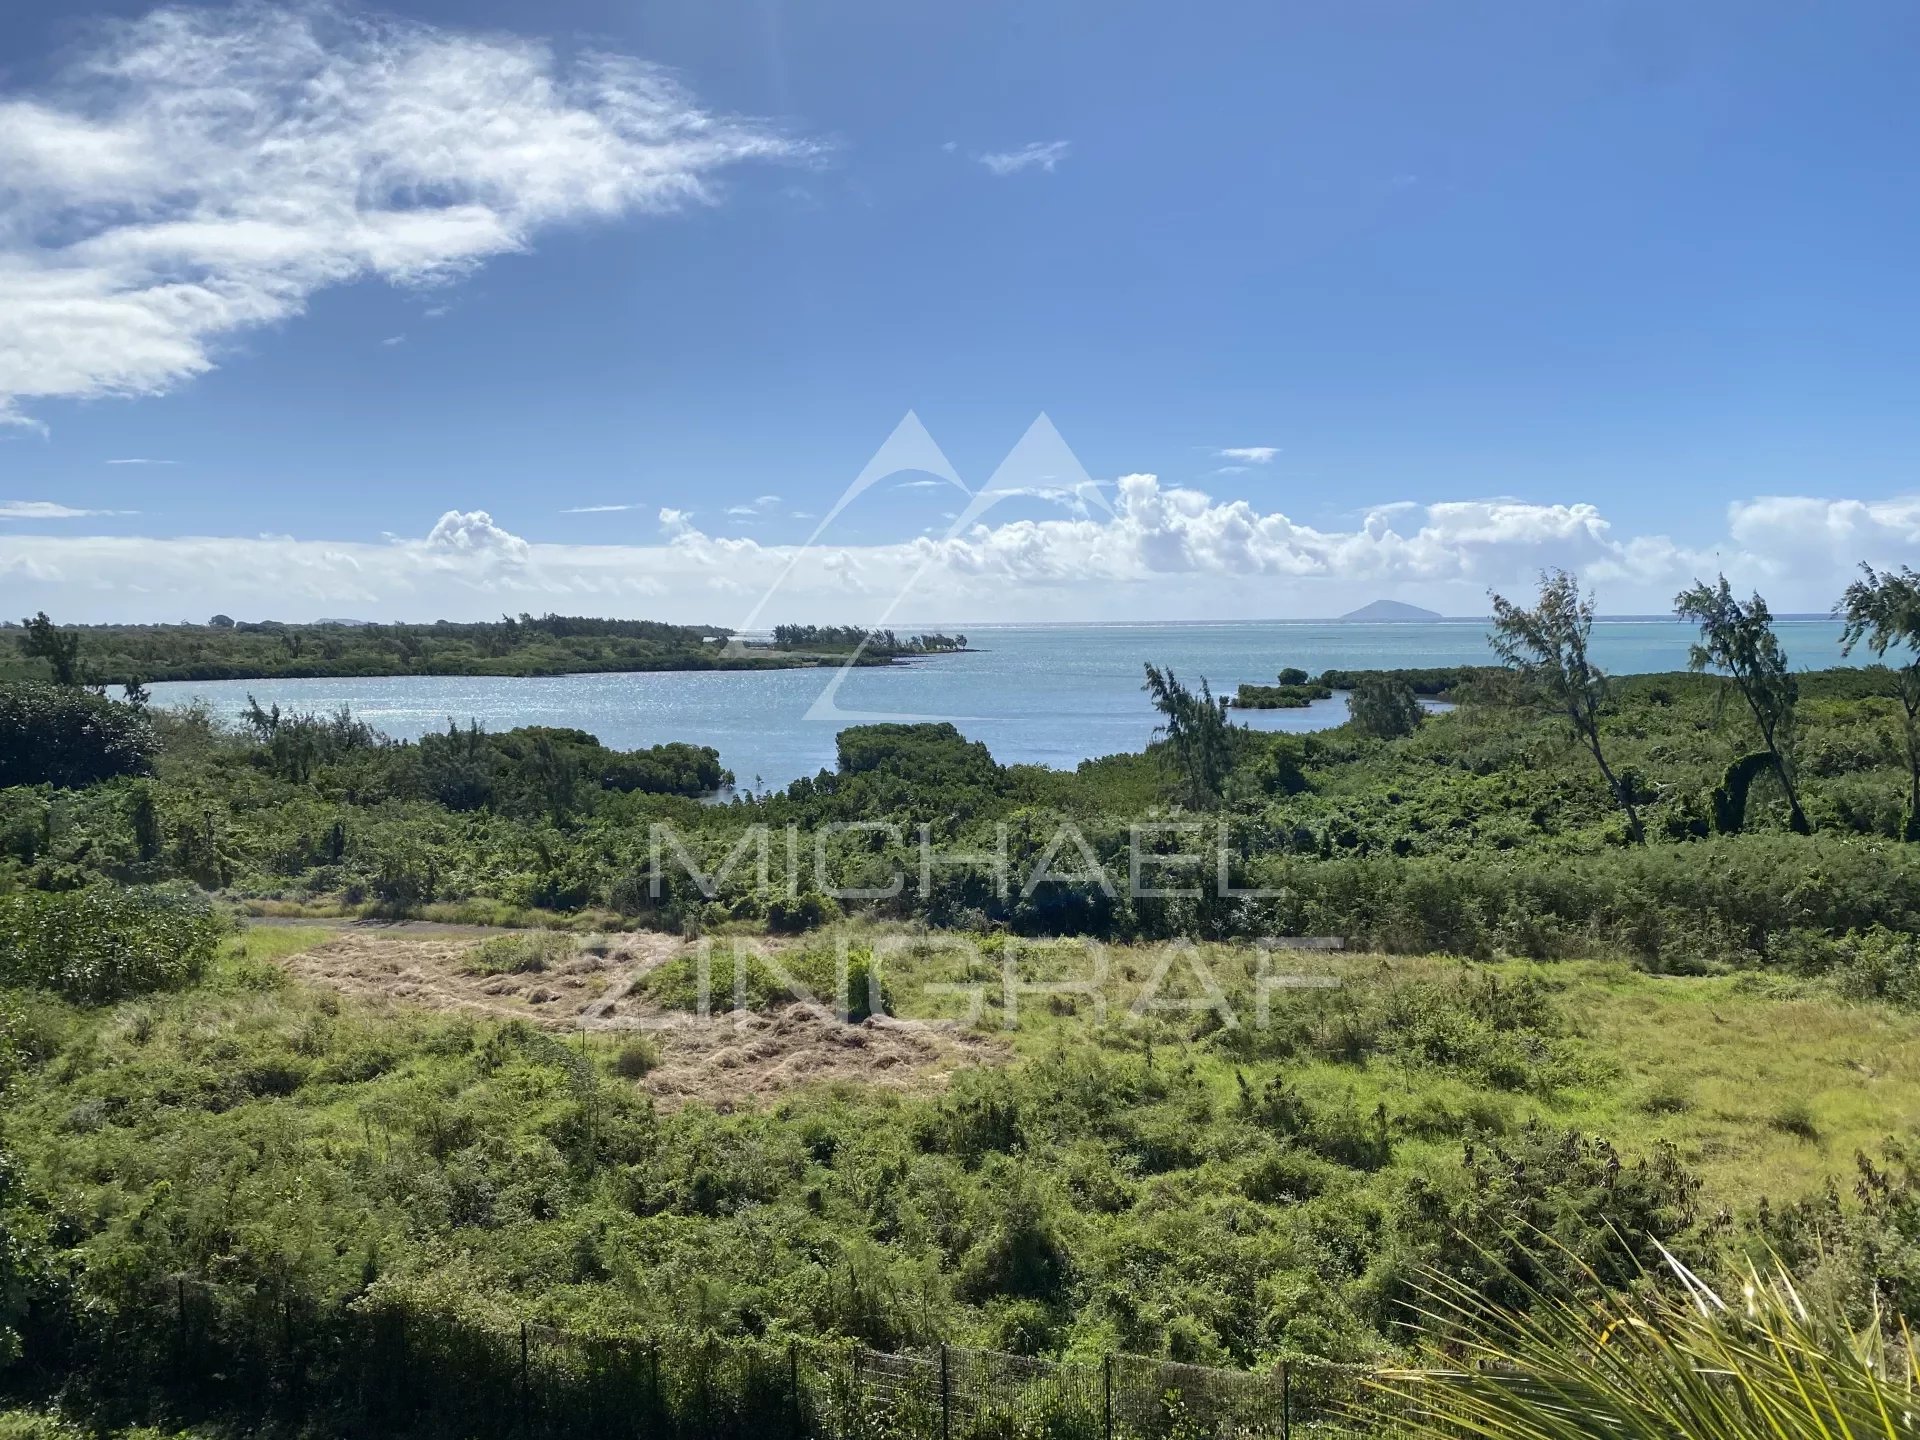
145, 618, 1865, 790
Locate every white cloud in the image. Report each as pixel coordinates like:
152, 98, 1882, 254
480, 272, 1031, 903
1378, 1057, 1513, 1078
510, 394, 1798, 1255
0, 482, 1905, 624
563, 503, 643, 514
0, 500, 133, 519
104, 457, 177, 465
977, 140, 1071, 176
382, 335, 406, 347
726, 493, 782, 518
0, 3, 811, 427
1216, 446, 1278, 464
423, 509, 529, 562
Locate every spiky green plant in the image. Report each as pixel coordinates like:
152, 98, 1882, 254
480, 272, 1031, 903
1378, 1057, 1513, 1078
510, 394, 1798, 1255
1367, 1244, 1920, 1438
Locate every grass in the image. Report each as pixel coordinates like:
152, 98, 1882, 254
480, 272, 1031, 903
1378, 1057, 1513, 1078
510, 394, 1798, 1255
220, 921, 1920, 1211
821, 934, 1920, 1210
461, 931, 577, 976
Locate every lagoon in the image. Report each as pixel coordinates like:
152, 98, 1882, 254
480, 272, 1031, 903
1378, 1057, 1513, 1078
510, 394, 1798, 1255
147, 618, 1862, 790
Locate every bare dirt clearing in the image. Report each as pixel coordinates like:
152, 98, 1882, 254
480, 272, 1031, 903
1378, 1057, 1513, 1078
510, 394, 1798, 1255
266, 924, 1001, 1105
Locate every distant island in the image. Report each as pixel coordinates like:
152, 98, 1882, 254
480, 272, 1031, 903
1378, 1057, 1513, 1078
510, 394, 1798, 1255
0, 614, 971, 688
1340, 599, 1444, 622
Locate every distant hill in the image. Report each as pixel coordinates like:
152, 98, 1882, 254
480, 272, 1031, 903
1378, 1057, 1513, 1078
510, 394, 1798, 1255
1340, 599, 1443, 622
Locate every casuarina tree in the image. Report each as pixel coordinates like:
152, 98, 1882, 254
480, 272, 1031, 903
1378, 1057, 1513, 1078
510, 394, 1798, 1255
1489, 569, 1644, 844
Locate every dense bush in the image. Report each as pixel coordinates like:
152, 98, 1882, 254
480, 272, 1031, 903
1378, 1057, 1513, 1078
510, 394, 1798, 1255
0, 684, 154, 789
0, 886, 219, 1002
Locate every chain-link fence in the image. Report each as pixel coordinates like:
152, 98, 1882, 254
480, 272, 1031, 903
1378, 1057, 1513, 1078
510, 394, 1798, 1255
44, 1270, 1397, 1438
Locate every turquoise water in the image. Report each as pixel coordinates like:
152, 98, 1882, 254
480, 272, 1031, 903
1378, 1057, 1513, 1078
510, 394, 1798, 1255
147, 618, 1863, 789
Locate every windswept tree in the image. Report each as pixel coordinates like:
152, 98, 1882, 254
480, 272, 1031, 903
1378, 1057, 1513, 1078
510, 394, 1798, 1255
1143, 663, 1235, 809
1348, 674, 1424, 740
1675, 574, 1810, 834
1839, 562, 1920, 841
1489, 570, 1645, 844
19, 611, 81, 686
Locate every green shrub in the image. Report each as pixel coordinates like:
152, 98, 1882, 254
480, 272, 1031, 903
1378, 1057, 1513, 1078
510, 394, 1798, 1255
0, 682, 155, 788
461, 931, 575, 976
0, 886, 218, 1003
1770, 1098, 1819, 1140
613, 1036, 661, 1078
766, 890, 841, 934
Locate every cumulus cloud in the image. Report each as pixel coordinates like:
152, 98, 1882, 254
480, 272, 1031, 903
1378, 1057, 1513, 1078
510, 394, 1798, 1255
0, 3, 810, 426
0, 481, 1903, 625
423, 509, 529, 562
977, 140, 1071, 176
1722, 496, 1920, 582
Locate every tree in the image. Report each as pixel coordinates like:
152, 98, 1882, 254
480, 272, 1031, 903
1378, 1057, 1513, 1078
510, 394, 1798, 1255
1348, 674, 1424, 740
208, 613, 235, 629
19, 611, 81, 686
1674, 574, 1810, 834
1489, 570, 1645, 845
0, 682, 156, 787
1143, 663, 1235, 809
1839, 562, 1920, 841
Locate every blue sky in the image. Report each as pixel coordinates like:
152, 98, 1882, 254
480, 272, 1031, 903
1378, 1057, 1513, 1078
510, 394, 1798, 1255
2, 0, 1918, 623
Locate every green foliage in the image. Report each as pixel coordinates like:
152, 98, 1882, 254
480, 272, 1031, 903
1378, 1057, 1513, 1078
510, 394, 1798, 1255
1231, 681, 1331, 709
1346, 675, 1423, 740
1372, 1248, 1920, 1440
0, 614, 897, 687
1143, 664, 1234, 810
644, 941, 891, 1021
17, 614, 82, 687
1839, 563, 1920, 841
612, 1036, 661, 1078
0, 683, 155, 789
771, 624, 967, 654
1676, 574, 1810, 834
461, 931, 575, 976
1709, 750, 1775, 834
767, 890, 842, 934
1490, 570, 1644, 844
419, 721, 730, 812
0, 886, 218, 1002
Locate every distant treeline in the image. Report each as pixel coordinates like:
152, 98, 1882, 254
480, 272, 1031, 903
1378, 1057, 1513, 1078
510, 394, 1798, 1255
0, 613, 945, 686
1314, 665, 1502, 697
769, 625, 969, 655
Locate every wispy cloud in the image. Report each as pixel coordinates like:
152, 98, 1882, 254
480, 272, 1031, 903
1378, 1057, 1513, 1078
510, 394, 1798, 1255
105, 457, 176, 466
0, 3, 813, 428
726, 494, 782, 518
0, 500, 134, 519
977, 140, 1071, 176
1216, 446, 1279, 464
563, 503, 643, 514
382, 335, 406, 347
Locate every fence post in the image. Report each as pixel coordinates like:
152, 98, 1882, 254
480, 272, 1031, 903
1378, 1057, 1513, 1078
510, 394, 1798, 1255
1281, 1360, 1290, 1440
790, 1340, 802, 1440
1103, 1354, 1113, 1440
520, 1321, 530, 1431
940, 1343, 951, 1440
